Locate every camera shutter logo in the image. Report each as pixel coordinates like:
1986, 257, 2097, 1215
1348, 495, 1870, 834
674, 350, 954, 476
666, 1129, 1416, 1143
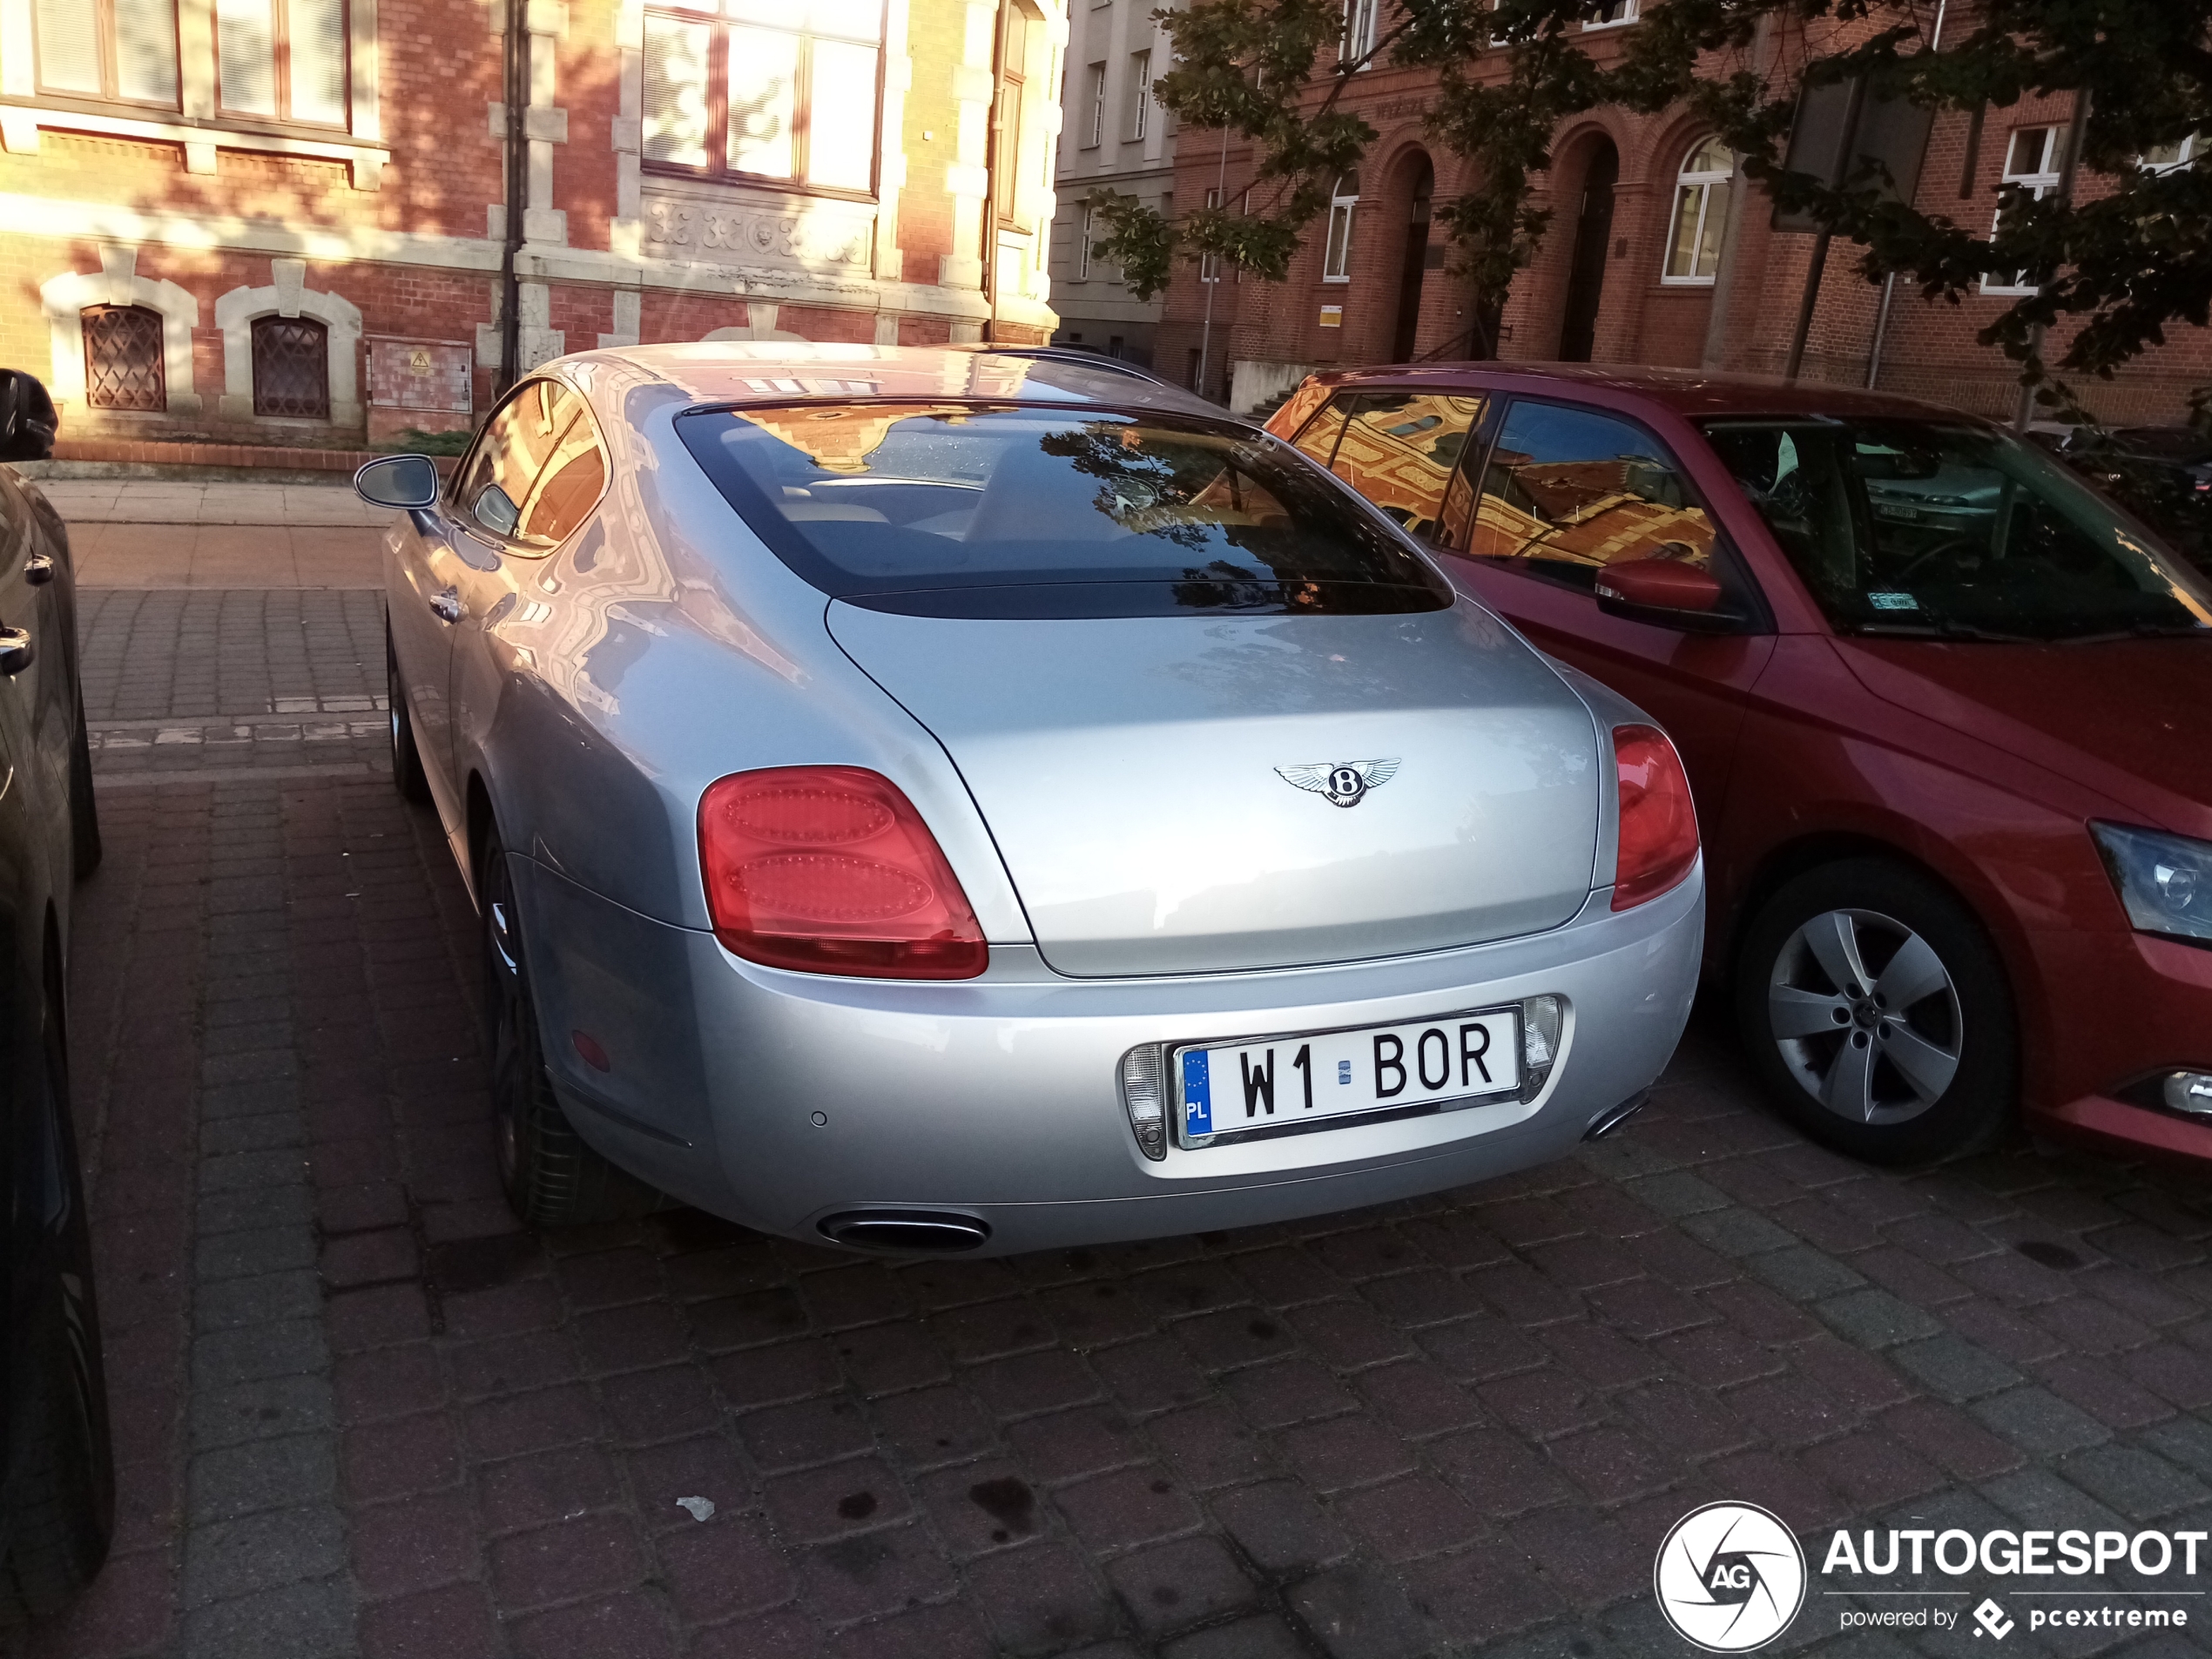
1654, 1501, 1807, 1651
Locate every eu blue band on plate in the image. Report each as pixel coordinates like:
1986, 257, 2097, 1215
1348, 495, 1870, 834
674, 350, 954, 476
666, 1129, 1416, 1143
1182, 1049, 1212, 1136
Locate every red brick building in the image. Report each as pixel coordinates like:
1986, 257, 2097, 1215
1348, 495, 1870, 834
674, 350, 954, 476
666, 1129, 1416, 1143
1, 0, 1065, 449
1159, 12, 2209, 425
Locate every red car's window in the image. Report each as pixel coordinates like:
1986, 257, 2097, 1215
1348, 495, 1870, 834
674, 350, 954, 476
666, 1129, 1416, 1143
1286, 394, 1352, 471
1465, 401, 1717, 587
1327, 393, 1487, 543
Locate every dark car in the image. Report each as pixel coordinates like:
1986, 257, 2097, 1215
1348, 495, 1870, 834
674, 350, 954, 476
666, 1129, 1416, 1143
2033, 423, 2212, 573
0, 370, 112, 1629
1269, 365, 2212, 1169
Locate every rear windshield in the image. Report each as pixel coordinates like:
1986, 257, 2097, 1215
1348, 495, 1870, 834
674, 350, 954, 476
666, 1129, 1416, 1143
676, 402, 1452, 618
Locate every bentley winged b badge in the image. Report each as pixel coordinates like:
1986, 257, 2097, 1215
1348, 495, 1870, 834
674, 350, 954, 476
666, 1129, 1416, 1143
1276, 759, 1400, 808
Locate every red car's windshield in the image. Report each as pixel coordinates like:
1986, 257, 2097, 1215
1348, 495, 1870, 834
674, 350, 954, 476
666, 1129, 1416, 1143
1702, 416, 2212, 642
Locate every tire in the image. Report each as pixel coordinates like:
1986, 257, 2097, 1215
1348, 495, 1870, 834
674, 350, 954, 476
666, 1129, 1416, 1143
67, 690, 99, 880
1733, 857, 2016, 1165
0, 977, 115, 1628
482, 843, 658, 1227
388, 621, 430, 805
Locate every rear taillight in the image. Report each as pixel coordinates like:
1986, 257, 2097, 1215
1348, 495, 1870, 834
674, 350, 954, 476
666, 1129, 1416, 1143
1610, 724, 1698, 910
698, 766, 988, 979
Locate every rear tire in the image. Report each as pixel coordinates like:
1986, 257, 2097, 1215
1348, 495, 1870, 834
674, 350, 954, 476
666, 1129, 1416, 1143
482, 843, 658, 1227
67, 690, 99, 880
388, 622, 430, 805
0, 975, 115, 1629
1734, 858, 2015, 1165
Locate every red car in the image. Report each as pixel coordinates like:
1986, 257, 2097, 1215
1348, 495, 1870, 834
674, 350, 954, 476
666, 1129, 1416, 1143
1266, 364, 2212, 1166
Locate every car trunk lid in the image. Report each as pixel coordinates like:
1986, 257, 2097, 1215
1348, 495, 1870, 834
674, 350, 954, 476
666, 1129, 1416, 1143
827, 599, 1603, 976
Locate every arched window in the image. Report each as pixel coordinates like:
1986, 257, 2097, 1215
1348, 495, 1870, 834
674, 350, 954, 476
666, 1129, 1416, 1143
252, 315, 331, 418
82, 304, 168, 411
1662, 136, 1734, 283
1323, 172, 1359, 281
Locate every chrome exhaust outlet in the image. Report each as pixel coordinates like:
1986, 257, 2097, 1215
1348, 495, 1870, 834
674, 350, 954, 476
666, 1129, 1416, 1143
1583, 1090, 1649, 1141
818, 1210, 992, 1252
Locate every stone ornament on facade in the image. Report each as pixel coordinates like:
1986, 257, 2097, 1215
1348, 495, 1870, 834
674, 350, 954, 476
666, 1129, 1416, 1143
213, 261, 366, 427
40, 246, 203, 417
641, 194, 873, 271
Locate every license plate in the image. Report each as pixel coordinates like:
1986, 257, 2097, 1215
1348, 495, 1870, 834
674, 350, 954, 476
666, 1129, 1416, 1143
1176, 1008, 1522, 1148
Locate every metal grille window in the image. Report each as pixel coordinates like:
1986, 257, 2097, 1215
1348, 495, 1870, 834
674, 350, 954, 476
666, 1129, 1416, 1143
34, 0, 181, 106
82, 305, 167, 412
642, 0, 884, 192
251, 316, 331, 418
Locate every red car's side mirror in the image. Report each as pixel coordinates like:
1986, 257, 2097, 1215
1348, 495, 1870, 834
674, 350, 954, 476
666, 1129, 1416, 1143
1595, 557, 1744, 631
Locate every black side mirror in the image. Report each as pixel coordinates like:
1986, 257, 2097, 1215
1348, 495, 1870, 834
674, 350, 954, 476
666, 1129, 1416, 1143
0, 370, 58, 464
353, 453, 442, 511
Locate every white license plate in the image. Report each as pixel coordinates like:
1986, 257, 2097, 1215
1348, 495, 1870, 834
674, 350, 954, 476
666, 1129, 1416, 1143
1175, 1008, 1522, 1148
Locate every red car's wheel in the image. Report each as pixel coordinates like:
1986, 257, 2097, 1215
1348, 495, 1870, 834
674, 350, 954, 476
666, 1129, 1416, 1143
1736, 858, 2016, 1164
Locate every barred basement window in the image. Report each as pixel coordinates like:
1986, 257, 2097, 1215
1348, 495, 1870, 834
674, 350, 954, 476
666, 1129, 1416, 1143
252, 316, 330, 418
82, 304, 167, 412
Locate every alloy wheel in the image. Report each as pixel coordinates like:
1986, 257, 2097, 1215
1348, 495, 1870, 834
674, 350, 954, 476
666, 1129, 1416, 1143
1766, 907, 1963, 1126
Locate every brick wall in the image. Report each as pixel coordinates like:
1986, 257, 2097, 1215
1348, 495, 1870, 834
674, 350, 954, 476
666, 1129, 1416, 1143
1163, 22, 2209, 425
0, 0, 1061, 452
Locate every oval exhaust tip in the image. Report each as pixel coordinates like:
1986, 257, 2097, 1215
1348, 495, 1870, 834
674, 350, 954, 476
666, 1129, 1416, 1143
1583, 1090, 1649, 1142
819, 1210, 992, 1252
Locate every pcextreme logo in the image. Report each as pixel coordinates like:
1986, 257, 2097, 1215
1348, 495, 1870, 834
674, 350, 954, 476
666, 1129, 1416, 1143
1654, 1502, 1809, 1651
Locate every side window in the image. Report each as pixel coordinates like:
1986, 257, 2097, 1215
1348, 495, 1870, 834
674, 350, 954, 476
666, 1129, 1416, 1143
1264, 378, 1332, 443
1327, 392, 1486, 542
1467, 401, 1716, 586
453, 381, 601, 550
1288, 393, 1353, 471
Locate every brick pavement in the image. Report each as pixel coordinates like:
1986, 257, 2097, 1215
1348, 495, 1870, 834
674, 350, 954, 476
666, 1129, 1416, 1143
25, 585, 2212, 1659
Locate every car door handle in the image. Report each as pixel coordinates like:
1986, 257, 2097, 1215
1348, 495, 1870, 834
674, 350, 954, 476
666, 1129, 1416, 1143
428, 586, 462, 624
23, 552, 53, 586
0, 627, 33, 675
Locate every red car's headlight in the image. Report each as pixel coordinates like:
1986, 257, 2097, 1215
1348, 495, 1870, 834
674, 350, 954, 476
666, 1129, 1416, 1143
698, 766, 988, 978
1611, 724, 1698, 909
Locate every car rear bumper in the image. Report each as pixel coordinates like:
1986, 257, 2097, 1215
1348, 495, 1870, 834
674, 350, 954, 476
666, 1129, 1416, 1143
513, 857, 1703, 1255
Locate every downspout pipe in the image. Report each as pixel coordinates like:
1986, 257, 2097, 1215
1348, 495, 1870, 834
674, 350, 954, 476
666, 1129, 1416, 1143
1866, 0, 1946, 388
498, 0, 528, 395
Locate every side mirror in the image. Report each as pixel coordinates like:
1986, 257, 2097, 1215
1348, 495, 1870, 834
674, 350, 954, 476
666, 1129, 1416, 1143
354, 452, 441, 511
1595, 556, 1741, 631
0, 370, 58, 464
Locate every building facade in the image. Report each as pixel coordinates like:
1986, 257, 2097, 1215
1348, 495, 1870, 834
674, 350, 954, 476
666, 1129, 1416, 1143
0, 0, 1065, 449
1042, 0, 1173, 368
1162, 10, 2209, 425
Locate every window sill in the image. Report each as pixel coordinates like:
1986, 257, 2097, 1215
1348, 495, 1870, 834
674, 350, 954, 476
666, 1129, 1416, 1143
638, 162, 878, 206
1658, 275, 1716, 287
1581, 17, 1637, 30
0, 99, 388, 188
1321, 275, 1352, 285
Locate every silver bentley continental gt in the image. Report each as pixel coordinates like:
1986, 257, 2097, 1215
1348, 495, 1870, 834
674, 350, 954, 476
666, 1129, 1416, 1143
352, 344, 1703, 1256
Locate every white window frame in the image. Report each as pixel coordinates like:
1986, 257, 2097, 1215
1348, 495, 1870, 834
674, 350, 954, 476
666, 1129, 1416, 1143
1198, 185, 1222, 281
2141, 132, 2205, 173
1322, 172, 1357, 282
1341, 0, 1378, 67
1077, 200, 1094, 279
1581, 0, 1636, 29
1661, 138, 1732, 285
1982, 125, 2060, 296
0, 0, 385, 186
1127, 48, 1150, 140
1083, 59, 1104, 148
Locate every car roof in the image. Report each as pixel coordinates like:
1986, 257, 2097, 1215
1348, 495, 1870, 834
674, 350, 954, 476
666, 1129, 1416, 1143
589, 341, 1222, 418
1302, 361, 1983, 424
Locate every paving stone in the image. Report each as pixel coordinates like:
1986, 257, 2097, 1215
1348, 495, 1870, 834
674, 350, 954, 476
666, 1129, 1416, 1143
2055, 1444, 2211, 1521
1750, 1245, 1871, 1303
1890, 1334, 2026, 1402
1968, 1386, 2113, 1456
1816, 1288, 1947, 1350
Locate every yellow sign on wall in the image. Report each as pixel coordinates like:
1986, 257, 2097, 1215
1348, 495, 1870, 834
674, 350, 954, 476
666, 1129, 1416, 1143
1318, 305, 1343, 328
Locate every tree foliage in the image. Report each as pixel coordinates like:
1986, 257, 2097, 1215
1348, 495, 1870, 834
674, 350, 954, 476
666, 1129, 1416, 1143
1087, 0, 2212, 406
